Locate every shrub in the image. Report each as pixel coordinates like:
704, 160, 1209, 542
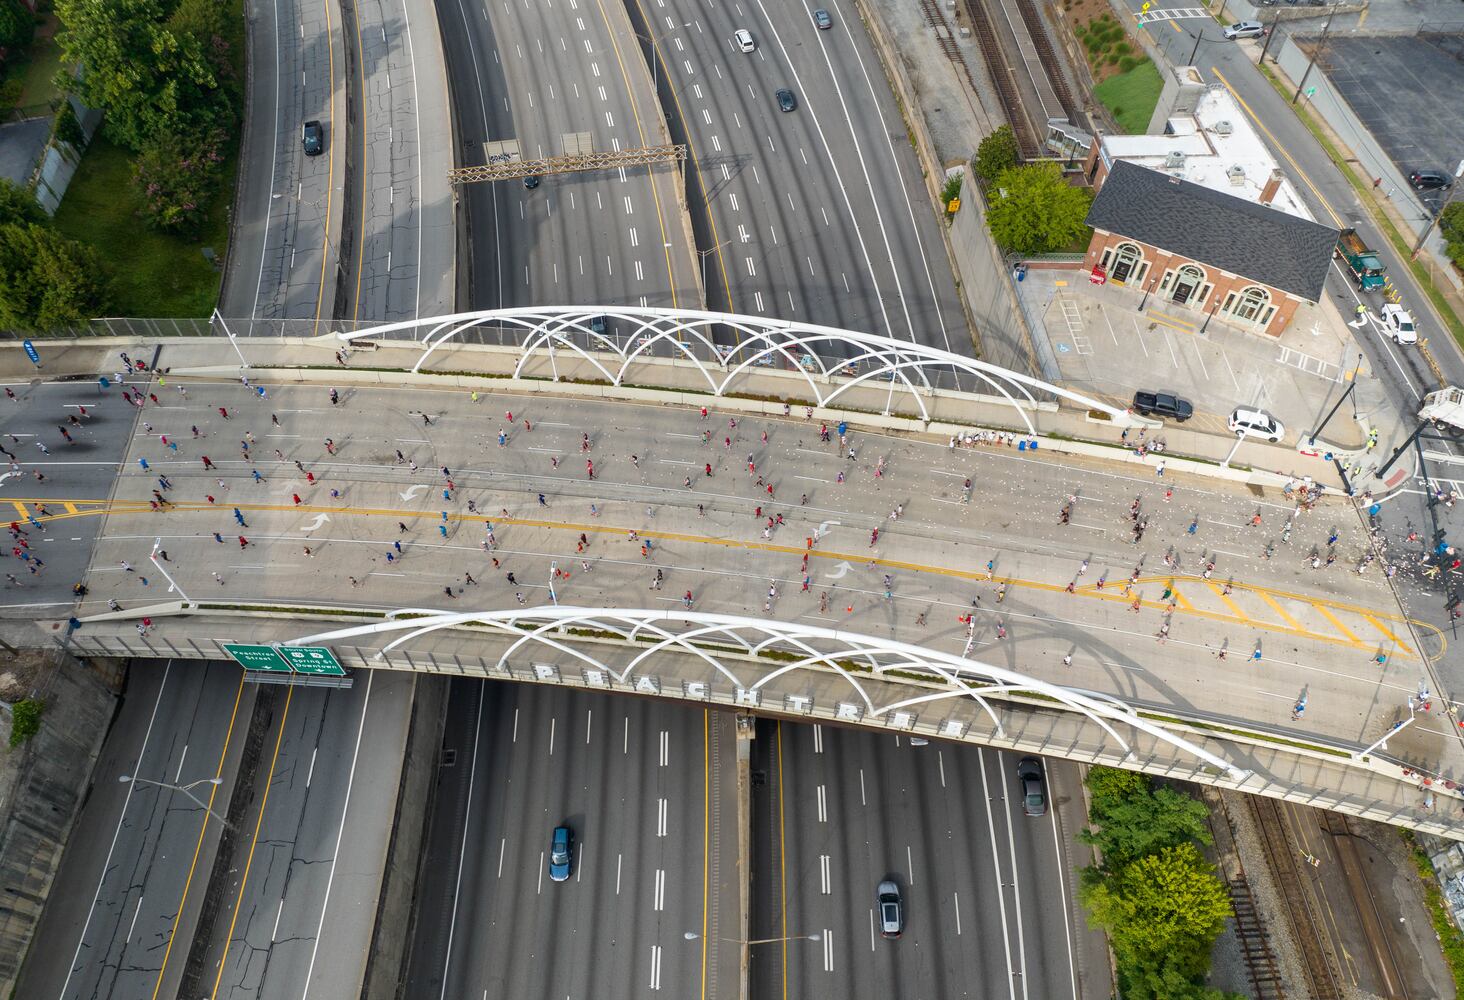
9, 698, 43, 747
132, 125, 228, 234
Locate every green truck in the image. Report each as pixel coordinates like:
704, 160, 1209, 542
1336, 228, 1386, 290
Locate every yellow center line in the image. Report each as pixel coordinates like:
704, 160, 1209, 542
151, 671, 247, 1000
1208, 581, 1250, 621
50, 498, 1417, 649
1312, 604, 1363, 645
209, 684, 295, 1000
1256, 591, 1306, 633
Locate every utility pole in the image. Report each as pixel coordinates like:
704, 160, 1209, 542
1291, 6, 1338, 104
1412, 158, 1464, 254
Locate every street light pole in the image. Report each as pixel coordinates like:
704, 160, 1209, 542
119, 774, 231, 828
150, 537, 191, 604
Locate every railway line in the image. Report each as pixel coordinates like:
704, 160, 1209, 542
961, 0, 1084, 159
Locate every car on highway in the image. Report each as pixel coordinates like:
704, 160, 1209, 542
1016, 757, 1046, 817
302, 120, 324, 156
734, 28, 755, 52
1223, 20, 1266, 39
1409, 169, 1452, 192
1131, 390, 1193, 422
776, 88, 797, 112
524, 174, 540, 190
1227, 407, 1285, 442
877, 880, 903, 938
813, 8, 833, 28
549, 825, 573, 881
1380, 304, 1417, 344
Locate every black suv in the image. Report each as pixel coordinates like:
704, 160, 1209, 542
1410, 169, 1451, 191
1131, 391, 1193, 422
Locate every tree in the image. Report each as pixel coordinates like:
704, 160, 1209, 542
1123, 955, 1242, 1000
51, 97, 87, 151
0, 178, 45, 229
133, 126, 227, 233
1441, 202, 1464, 270
986, 161, 1092, 255
1080, 767, 1211, 872
0, 0, 35, 54
8, 698, 43, 747
974, 125, 1019, 186
0, 222, 107, 330
54, 0, 229, 151
1080, 842, 1232, 980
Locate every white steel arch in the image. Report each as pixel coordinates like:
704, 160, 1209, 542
288, 606, 1247, 780
335, 306, 1128, 431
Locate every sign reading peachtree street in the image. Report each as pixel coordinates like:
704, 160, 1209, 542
222, 643, 345, 676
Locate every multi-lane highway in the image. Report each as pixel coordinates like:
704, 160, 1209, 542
631, 0, 967, 349
405, 681, 742, 998
751, 719, 1089, 999
439, 0, 700, 311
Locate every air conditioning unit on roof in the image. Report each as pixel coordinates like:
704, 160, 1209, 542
1213, 120, 1234, 135
1164, 151, 1185, 169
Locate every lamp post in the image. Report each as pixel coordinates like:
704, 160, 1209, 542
697, 240, 731, 307
633, 23, 690, 91
118, 775, 231, 828
150, 537, 190, 604
683, 931, 822, 944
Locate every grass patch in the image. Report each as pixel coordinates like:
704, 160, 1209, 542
1403, 832, 1464, 994
14, 19, 63, 109
51, 131, 236, 317
1094, 59, 1163, 133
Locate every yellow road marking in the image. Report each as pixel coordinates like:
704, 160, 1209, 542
1209, 581, 1249, 620
209, 684, 295, 1000
38, 497, 1416, 651
1257, 591, 1305, 632
1313, 604, 1363, 645
1363, 613, 1406, 648
151, 671, 246, 1000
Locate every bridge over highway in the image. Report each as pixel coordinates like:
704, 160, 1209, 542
3, 312, 1458, 839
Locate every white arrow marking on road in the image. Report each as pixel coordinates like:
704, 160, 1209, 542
825, 560, 852, 580
302, 513, 331, 532
818, 519, 841, 536
399, 484, 427, 501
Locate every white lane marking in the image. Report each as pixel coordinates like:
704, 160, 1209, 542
657, 797, 668, 836
59, 660, 172, 1000
859, 768, 866, 806
649, 944, 662, 990
512, 707, 519, 743
549, 717, 556, 756
869, 909, 876, 951
498, 838, 506, 879
300, 669, 377, 999
906, 844, 914, 885
938, 750, 946, 788
660, 728, 669, 766
271, 897, 284, 941
586, 708, 592, 743
954, 891, 962, 935
998, 759, 1032, 1000
306, 746, 317, 787
435, 682, 485, 1000
812, 723, 823, 753
816, 784, 827, 822
538, 852, 545, 895
822, 929, 833, 972
616, 853, 623, 895
976, 747, 1020, 1000
624, 716, 629, 754
126, 895, 144, 944
577, 842, 584, 882
1047, 772, 1081, 999
653, 867, 666, 910
820, 854, 831, 894
174, 744, 188, 782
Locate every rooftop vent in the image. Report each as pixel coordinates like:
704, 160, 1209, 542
1213, 120, 1234, 135
1163, 150, 1186, 169
1226, 164, 1246, 185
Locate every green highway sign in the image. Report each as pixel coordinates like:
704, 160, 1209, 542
223, 643, 292, 672
222, 643, 345, 676
277, 646, 345, 676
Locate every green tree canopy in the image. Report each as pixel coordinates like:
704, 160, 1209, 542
0, 222, 108, 330
986, 161, 1092, 255
0, 0, 35, 53
973, 125, 1019, 185
1080, 767, 1211, 872
1080, 842, 1232, 980
54, 0, 229, 151
0, 179, 45, 229
1122, 954, 1243, 1000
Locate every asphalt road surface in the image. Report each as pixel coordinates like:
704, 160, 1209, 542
750, 719, 1087, 1000
13, 660, 255, 1000
196, 669, 414, 1000
635, 0, 968, 351
439, 0, 699, 312
405, 680, 741, 999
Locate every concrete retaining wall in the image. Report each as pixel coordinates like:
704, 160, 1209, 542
0, 653, 120, 995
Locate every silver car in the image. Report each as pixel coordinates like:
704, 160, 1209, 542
877, 880, 903, 938
1223, 20, 1266, 38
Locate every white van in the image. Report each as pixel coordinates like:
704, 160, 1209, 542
734, 28, 755, 52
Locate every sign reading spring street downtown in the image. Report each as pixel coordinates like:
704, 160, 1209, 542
222, 643, 346, 676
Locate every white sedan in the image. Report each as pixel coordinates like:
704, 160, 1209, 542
1380, 303, 1417, 345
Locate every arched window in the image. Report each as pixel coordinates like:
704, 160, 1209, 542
1099, 242, 1147, 285
1161, 264, 1209, 307
1222, 285, 1275, 326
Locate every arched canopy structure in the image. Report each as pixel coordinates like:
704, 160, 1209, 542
289, 606, 1248, 780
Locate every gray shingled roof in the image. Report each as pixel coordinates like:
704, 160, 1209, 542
1086, 159, 1339, 302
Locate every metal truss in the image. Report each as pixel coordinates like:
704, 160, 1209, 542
448, 144, 688, 185
338, 306, 1127, 431
288, 606, 1247, 779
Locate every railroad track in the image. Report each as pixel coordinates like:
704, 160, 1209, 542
1248, 795, 1344, 1000
916, 0, 1001, 136
1227, 875, 1286, 999
960, 0, 1039, 157
1009, 0, 1079, 124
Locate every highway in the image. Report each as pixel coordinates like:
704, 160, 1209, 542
12, 661, 254, 1000
438, 0, 699, 311
631, 0, 968, 350
750, 719, 1089, 1000
195, 670, 414, 1000
405, 681, 741, 998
